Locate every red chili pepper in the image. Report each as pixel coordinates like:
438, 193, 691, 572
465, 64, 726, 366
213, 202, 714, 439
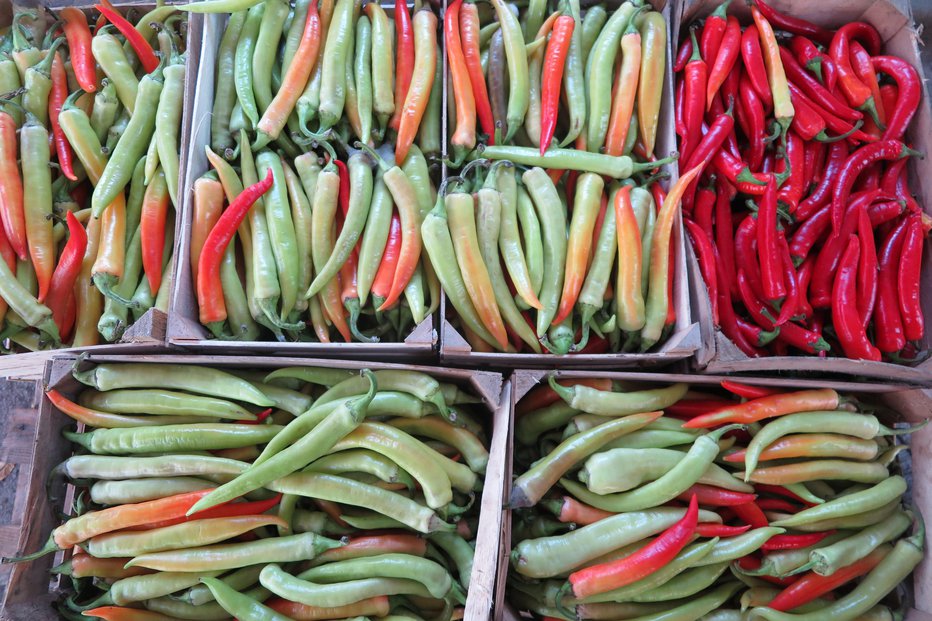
875, 218, 910, 353
755, 497, 802, 514
802, 141, 825, 195
460, 3, 494, 145
757, 176, 785, 303
699, 0, 731, 66
796, 141, 848, 221
787, 83, 872, 147
832, 140, 916, 234
539, 16, 574, 155
685, 218, 718, 325
898, 215, 924, 342
713, 177, 737, 300
872, 56, 921, 142
683, 108, 734, 211
737, 317, 779, 347
856, 205, 878, 329
752, 0, 833, 45
335, 159, 350, 216
568, 495, 699, 599
789, 35, 827, 84
762, 531, 836, 552
795, 257, 815, 319
829, 24, 881, 124
681, 29, 707, 166
94, 3, 159, 73
141, 172, 171, 296
370, 212, 402, 302
740, 24, 773, 110
665, 398, 732, 419
0, 107, 26, 261
692, 180, 715, 235
720, 267, 764, 357
780, 47, 861, 123
881, 159, 907, 195
777, 130, 807, 210
674, 37, 692, 73
136, 494, 284, 531
713, 149, 770, 195
849, 42, 886, 129
755, 484, 817, 507
732, 500, 768, 528
675, 78, 687, 140
706, 16, 741, 110
735, 215, 767, 302
677, 483, 756, 507
48, 52, 77, 181
738, 73, 767, 172
833, 234, 881, 360
737, 555, 801, 587
60, 8, 96, 92
390, 0, 415, 132
44, 211, 87, 337
721, 380, 780, 399
880, 83, 898, 123
696, 523, 752, 538
767, 547, 888, 611
868, 200, 905, 227
197, 170, 275, 327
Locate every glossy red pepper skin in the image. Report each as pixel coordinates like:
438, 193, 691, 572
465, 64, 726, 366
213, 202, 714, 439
721, 380, 779, 399
790, 204, 830, 265
762, 531, 835, 551
714, 177, 738, 300
696, 523, 752, 538
875, 218, 909, 353
706, 16, 741, 110
740, 24, 772, 110
674, 37, 692, 73
94, 3, 159, 73
714, 149, 770, 195
898, 215, 924, 342
789, 35, 826, 84
753, 0, 833, 45
675, 78, 687, 140
732, 500, 768, 528
735, 215, 767, 302
460, 3, 495, 144
700, 1, 731, 66
868, 201, 906, 227
757, 177, 785, 302
777, 130, 806, 211
829, 24, 880, 119
795, 257, 815, 319
787, 83, 876, 145
833, 234, 881, 361
856, 205, 878, 328
849, 42, 886, 130
872, 56, 921, 142
739, 73, 767, 172
390, 0, 415, 132
683, 111, 735, 212
61, 7, 97, 93
756, 497, 802, 514
538, 16, 574, 155
692, 182, 716, 235
773, 235, 798, 325
879, 83, 898, 123
803, 141, 826, 195
779, 47, 862, 123
677, 483, 756, 507
45, 211, 87, 338
832, 140, 915, 233
49, 52, 77, 181
681, 30, 707, 166
685, 218, 718, 325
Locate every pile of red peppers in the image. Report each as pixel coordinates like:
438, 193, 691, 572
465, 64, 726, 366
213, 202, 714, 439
677, 0, 927, 362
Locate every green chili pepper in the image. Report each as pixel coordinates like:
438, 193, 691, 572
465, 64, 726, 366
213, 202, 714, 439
307, 152, 373, 297
91, 65, 164, 218
264, 365, 356, 387
696, 527, 787, 567
92, 27, 138, 113
22, 38, 62, 126
201, 576, 289, 621
146, 586, 271, 620
549, 377, 688, 415
804, 511, 912, 577
156, 58, 185, 207
307, 448, 416, 488
771, 476, 908, 529
559, 0, 585, 146
367, 3, 394, 138
357, 172, 394, 305
575, 189, 617, 351
580, 5, 607, 64
188, 371, 376, 514
89, 477, 216, 504
281, 0, 311, 75
481, 145, 676, 178
256, 150, 300, 321
234, 4, 265, 128
77, 389, 256, 420
252, 0, 289, 117
75, 570, 225, 608
222, 234, 261, 340
318, 0, 355, 132
354, 15, 374, 144
585, 2, 638, 152
64, 423, 282, 455
126, 532, 343, 572
281, 158, 314, 314
261, 563, 437, 608
54, 454, 248, 481
304, 553, 454, 599
181, 566, 268, 606
521, 168, 566, 338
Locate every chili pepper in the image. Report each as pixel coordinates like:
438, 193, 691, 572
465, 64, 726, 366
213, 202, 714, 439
446, 189, 508, 350
682, 108, 734, 189
487, 29, 508, 144
681, 31, 707, 166
898, 215, 924, 342
732, 500, 769, 528
697, 524, 753, 538
566, 494, 698, 599
873, 218, 909, 353
780, 47, 861, 123
677, 483, 757, 507
95, 4, 158, 74
753, 0, 832, 43
789, 35, 826, 84
714, 149, 770, 195
460, 2, 493, 144
833, 140, 917, 233
740, 24, 773, 111
828, 30, 880, 127
752, 6, 795, 139
683, 388, 838, 429
47, 51, 77, 183
16, 109, 54, 304
267, 596, 389, 621
60, 7, 96, 92
706, 16, 740, 110
720, 381, 779, 400
637, 11, 666, 157
871, 55, 920, 142
43, 211, 87, 337
137, 170, 169, 297
370, 210, 402, 314
93, 25, 140, 114
395, 8, 437, 164
700, 1, 731, 65
868, 200, 906, 226
805, 511, 912, 579
545, 495, 614, 525
642, 164, 703, 349
685, 219, 719, 325
554, 0, 585, 148
0, 102, 25, 262
761, 531, 836, 552
788, 84, 862, 143
197, 576, 286, 621
389, 0, 414, 132
445, 0, 475, 165
539, 15, 574, 155
756, 177, 785, 305
487, 0, 528, 143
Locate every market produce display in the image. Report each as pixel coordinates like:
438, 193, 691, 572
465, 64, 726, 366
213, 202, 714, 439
438, 0, 682, 354
507, 376, 925, 619
0, 5, 184, 351
191, 0, 442, 343
6, 360, 486, 619
677, 0, 927, 362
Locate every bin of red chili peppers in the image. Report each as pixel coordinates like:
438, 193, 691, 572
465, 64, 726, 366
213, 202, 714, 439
501, 370, 932, 620
167, 0, 444, 358
0, 353, 508, 620
436, 0, 700, 365
0, 3, 188, 354
672, 0, 932, 382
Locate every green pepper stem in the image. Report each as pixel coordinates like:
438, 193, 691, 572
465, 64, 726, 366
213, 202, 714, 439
547, 373, 577, 405
877, 418, 930, 437
355, 141, 391, 173
816, 119, 863, 143
630, 152, 678, 174
2, 535, 60, 563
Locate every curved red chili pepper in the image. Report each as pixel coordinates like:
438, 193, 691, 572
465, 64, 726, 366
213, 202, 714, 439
699, 0, 730, 65
459, 3, 494, 145
696, 523, 752, 538
831, 140, 916, 233
829, 24, 880, 122
692, 182, 715, 235
796, 141, 847, 221
719, 266, 763, 357
675, 77, 686, 140
94, 3, 159, 73
736, 215, 767, 302
714, 177, 738, 300
767, 547, 887, 611
777, 130, 806, 210
772, 235, 798, 326
789, 35, 827, 84
137, 494, 284, 531
737, 317, 778, 347
674, 36, 692, 73
706, 16, 741, 110
738, 73, 766, 172
665, 398, 732, 419
880, 83, 898, 123
732, 500, 768, 528
241, 408, 273, 425
871, 56, 921, 142
778, 319, 830, 354
681, 29, 707, 165
875, 218, 909, 353
795, 256, 815, 320
752, 0, 833, 45
898, 215, 924, 342
761, 531, 835, 551
60, 7, 96, 92
713, 149, 770, 195
721, 380, 779, 399
45, 211, 87, 337
833, 234, 881, 361
868, 200, 905, 227
683, 109, 734, 212
197, 171, 275, 326
48, 52, 77, 181
849, 42, 886, 130
790, 204, 830, 265
755, 497, 803, 514
390, 0, 415, 132
370, 212, 403, 301
856, 205, 878, 329
677, 483, 756, 507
